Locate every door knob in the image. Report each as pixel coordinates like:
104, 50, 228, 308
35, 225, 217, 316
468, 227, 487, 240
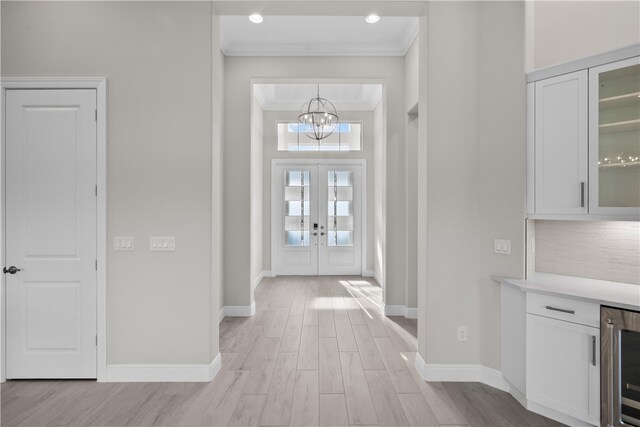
3, 266, 21, 274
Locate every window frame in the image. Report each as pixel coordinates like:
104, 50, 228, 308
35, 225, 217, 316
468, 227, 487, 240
276, 120, 364, 152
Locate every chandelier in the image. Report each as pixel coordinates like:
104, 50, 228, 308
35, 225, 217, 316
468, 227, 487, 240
298, 85, 339, 142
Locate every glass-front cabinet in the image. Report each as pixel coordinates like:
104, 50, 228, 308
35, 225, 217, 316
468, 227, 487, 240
589, 57, 640, 217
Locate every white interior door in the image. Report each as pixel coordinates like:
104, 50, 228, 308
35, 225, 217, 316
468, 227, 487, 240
5, 89, 97, 378
272, 161, 362, 276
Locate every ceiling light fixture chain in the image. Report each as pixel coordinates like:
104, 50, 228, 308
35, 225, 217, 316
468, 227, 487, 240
297, 84, 339, 143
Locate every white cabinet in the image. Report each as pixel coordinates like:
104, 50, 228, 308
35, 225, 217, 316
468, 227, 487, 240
527, 50, 640, 220
534, 71, 588, 215
588, 57, 640, 217
526, 294, 600, 426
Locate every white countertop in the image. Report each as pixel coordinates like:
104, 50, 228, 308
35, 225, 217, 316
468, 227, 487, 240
495, 273, 640, 311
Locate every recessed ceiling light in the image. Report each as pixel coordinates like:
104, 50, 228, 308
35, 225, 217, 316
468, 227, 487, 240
366, 14, 381, 24
249, 14, 263, 24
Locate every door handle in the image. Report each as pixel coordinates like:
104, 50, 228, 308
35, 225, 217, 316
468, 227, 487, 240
580, 182, 585, 208
3, 266, 21, 274
606, 319, 617, 427
591, 335, 596, 366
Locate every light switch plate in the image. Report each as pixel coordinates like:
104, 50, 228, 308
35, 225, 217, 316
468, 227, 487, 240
494, 239, 511, 255
150, 236, 175, 251
114, 236, 134, 251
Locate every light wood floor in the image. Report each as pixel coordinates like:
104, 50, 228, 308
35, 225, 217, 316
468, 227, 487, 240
1, 276, 564, 426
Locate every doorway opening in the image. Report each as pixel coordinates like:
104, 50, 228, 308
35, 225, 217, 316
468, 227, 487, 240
249, 80, 385, 301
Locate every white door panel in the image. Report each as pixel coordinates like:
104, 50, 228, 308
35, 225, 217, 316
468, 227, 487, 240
318, 166, 362, 275
6, 89, 97, 378
272, 162, 363, 276
272, 166, 318, 275
526, 314, 600, 424
534, 70, 588, 215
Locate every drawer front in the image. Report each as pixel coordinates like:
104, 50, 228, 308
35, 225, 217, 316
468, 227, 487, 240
526, 293, 599, 327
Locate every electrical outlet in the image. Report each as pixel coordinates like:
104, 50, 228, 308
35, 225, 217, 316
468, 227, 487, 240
458, 326, 468, 342
114, 236, 134, 251
494, 239, 511, 255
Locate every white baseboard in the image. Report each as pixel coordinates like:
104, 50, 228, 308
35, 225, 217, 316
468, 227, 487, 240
383, 304, 405, 316
106, 353, 221, 382
413, 355, 592, 427
219, 302, 256, 322
414, 354, 511, 394
363, 269, 383, 287
418, 362, 511, 393
219, 306, 225, 323
252, 270, 271, 291
414, 351, 428, 380
383, 304, 418, 319
526, 401, 595, 427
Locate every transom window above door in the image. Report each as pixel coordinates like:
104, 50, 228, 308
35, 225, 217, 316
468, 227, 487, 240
277, 122, 362, 151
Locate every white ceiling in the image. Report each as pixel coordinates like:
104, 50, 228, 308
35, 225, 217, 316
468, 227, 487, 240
253, 84, 383, 111
220, 16, 419, 56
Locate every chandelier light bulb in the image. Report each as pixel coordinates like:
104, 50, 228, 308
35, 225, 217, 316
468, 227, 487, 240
248, 14, 263, 24
366, 14, 381, 24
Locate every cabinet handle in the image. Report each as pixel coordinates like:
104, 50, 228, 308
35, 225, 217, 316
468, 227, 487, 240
545, 305, 575, 314
591, 335, 596, 366
580, 182, 585, 208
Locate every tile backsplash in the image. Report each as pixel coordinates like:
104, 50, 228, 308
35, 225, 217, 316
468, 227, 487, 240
532, 220, 640, 285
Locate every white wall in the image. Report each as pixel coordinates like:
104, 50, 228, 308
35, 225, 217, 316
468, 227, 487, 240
2, 1, 218, 364
250, 92, 264, 293
405, 37, 419, 113
223, 56, 405, 309
405, 114, 419, 310
418, 1, 526, 370
373, 101, 386, 289
261, 111, 375, 273
213, 16, 225, 320
530, 1, 640, 70
404, 36, 419, 310
476, 1, 527, 369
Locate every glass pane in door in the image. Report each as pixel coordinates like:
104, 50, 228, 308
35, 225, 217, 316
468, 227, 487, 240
327, 171, 353, 246
597, 64, 640, 207
621, 329, 640, 426
284, 171, 310, 246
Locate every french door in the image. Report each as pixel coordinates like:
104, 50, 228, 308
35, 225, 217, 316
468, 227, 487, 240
272, 161, 363, 276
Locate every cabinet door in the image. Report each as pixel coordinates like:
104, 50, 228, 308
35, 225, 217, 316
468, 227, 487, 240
535, 71, 588, 215
526, 314, 599, 424
588, 56, 640, 219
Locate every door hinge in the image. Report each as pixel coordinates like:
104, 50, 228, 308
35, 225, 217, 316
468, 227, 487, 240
94, 109, 98, 121
95, 259, 98, 271
95, 185, 98, 197
96, 335, 98, 346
